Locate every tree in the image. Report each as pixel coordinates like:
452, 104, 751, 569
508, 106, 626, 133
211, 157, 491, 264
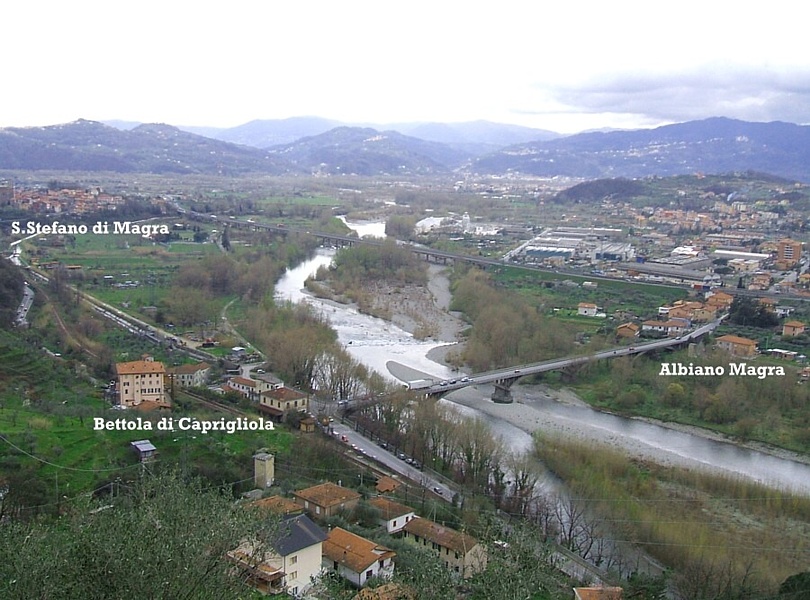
221, 225, 231, 251
0, 470, 276, 599
779, 571, 810, 598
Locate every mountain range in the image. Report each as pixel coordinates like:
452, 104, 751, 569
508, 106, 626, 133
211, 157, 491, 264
1, 117, 808, 181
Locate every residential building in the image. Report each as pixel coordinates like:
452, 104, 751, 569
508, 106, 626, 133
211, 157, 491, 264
322, 527, 395, 588
715, 334, 758, 357
226, 373, 286, 402
228, 513, 327, 596
375, 476, 401, 494
577, 302, 598, 317
777, 238, 802, 267
705, 291, 733, 309
115, 356, 167, 408
258, 387, 309, 421
293, 482, 361, 520
401, 517, 487, 578
368, 497, 416, 534
640, 319, 687, 337
226, 376, 259, 401
615, 323, 639, 339
167, 361, 210, 388
783, 321, 806, 337
252, 495, 304, 517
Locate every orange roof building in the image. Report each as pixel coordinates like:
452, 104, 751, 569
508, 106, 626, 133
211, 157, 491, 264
322, 527, 395, 587
293, 482, 360, 520
402, 517, 487, 578
114, 356, 167, 408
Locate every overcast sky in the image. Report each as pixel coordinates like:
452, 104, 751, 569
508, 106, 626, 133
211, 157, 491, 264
3, 1, 808, 134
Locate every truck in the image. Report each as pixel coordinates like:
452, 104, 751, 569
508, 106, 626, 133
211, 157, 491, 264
406, 379, 433, 390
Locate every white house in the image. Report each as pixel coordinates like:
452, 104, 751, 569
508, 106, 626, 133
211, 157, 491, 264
577, 302, 598, 317
322, 527, 395, 588
368, 497, 416, 534
227, 513, 327, 597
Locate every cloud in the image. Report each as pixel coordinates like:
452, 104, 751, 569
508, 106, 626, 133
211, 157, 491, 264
539, 65, 810, 126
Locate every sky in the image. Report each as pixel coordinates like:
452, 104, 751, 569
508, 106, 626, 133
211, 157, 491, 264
3, 1, 809, 134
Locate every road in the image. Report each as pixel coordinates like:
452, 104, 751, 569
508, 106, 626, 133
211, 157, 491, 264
310, 402, 456, 502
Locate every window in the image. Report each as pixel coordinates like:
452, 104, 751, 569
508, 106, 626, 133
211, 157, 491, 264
290, 555, 297, 565
366, 569, 373, 579
333, 561, 339, 570
393, 520, 397, 527
289, 571, 297, 581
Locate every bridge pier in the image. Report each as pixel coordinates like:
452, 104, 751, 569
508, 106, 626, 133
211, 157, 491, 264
491, 379, 515, 403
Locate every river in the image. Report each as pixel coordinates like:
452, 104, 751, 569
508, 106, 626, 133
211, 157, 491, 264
274, 226, 810, 495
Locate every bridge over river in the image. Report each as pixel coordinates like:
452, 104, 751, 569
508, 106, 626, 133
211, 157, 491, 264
402, 318, 723, 403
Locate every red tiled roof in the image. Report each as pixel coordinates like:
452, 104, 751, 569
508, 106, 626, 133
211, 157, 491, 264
402, 517, 478, 554
323, 527, 395, 573
115, 360, 165, 375
293, 482, 360, 509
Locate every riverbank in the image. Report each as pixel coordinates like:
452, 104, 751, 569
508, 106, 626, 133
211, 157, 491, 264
345, 259, 810, 483
445, 382, 810, 475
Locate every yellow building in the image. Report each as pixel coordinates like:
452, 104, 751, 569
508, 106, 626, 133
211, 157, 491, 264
115, 356, 167, 408
401, 517, 487, 578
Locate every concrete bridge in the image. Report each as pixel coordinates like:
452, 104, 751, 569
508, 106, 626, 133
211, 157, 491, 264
407, 318, 723, 403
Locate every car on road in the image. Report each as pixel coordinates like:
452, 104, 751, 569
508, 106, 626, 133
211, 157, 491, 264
433, 487, 442, 495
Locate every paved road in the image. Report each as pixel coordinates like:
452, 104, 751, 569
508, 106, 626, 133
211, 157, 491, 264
325, 420, 455, 502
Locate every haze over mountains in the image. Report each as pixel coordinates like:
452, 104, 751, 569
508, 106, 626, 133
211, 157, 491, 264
1, 116, 809, 182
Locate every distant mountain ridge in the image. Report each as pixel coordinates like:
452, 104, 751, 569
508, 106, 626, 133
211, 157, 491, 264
174, 117, 557, 152
267, 126, 470, 175
471, 117, 810, 182
0, 119, 293, 175
2, 117, 809, 181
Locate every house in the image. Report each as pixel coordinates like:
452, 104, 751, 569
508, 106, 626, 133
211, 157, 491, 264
368, 497, 416, 534
375, 476, 401, 494
640, 319, 687, 337
115, 356, 168, 408
577, 302, 598, 317
293, 482, 361, 520
705, 290, 733, 309
227, 513, 327, 596
167, 361, 210, 388
715, 334, 758, 358
258, 387, 309, 421
251, 495, 304, 517
322, 526, 396, 588
616, 322, 639, 339
401, 517, 487, 578
226, 376, 260, 401
573, 586, 624, 600
783, 320, 805, 337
